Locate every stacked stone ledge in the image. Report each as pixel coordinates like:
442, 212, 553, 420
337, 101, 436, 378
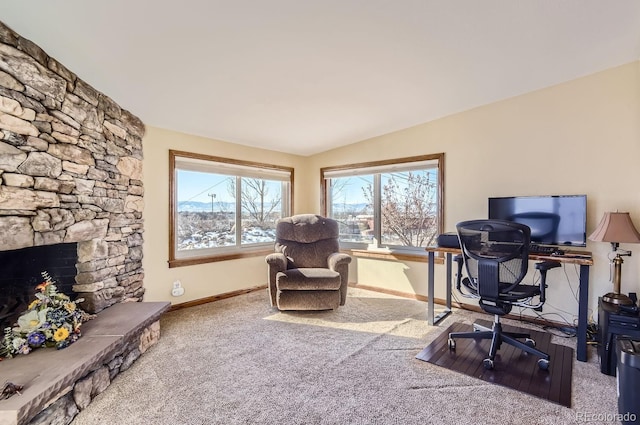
0, 21, 146, 313
28, 321, 161, 425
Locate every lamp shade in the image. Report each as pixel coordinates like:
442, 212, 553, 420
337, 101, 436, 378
588, 212, 640, 243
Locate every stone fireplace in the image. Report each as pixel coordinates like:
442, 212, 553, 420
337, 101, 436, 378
0, 21, 170, 425
0, 20, 145, 317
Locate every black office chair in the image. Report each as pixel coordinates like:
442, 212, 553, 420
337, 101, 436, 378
447, 219, 560, 370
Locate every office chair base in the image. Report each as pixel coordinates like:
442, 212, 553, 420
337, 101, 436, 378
483, 358, 494, 370
448, 320, 551, 370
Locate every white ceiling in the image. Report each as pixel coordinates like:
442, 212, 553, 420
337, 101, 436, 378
2, 1, 640, 156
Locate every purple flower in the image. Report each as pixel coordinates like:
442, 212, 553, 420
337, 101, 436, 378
27, 332, 46, 347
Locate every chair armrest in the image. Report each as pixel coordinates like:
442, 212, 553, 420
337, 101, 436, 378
535, 261, 562, 272
328, 252, 352, 270
265, 252, 287, 272
328, 252, 352, 306
266, 253, 287, 308
453, 254, 464, 292
534, 261, 561, 304
452, 254, 480, 299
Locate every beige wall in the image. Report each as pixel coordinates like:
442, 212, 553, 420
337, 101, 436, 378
143, 61, 640, 324
305, 61, 640, 322
141, 127, 305, 304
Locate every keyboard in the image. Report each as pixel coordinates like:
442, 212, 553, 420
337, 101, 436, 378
528, 244, 556, 254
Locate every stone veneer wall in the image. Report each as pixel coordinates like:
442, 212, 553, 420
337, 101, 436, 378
0, 21, 145, 313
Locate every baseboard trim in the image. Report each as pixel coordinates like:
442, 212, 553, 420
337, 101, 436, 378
349, 283, 433, 304
168, 285, 267, 311
349, 283, 574, 331
168, 282, 574, 332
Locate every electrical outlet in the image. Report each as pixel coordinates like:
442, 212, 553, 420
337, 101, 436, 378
171, 280, 184, 297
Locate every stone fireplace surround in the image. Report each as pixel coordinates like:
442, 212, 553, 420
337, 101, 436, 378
0, 21, 145, 314
0, 20, 168, 425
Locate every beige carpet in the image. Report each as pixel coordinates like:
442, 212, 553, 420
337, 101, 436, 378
71, 288, 617, 425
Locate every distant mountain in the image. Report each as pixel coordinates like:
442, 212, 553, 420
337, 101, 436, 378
178, 201, 235, 212
330, 203, 371, 214
179, 201, 371, 213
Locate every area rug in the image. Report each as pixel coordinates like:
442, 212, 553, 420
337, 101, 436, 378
416, 320, 573, 407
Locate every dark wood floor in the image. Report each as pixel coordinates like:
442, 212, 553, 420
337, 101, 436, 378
416, 320, 573, 407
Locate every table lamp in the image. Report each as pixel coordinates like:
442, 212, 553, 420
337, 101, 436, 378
588, 212, 640, 306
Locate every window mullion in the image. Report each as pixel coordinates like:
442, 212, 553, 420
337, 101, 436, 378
235, 176, 242, 247
282, 181, 290, 217
326, 179, 332, 218
374, 174, 381, 248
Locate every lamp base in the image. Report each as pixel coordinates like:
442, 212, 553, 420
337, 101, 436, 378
602, 292, 635, 306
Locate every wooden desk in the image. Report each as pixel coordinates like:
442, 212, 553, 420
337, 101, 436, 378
425, 246, 593, 362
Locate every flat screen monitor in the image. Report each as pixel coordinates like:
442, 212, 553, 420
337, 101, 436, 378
488, 195, 587, 247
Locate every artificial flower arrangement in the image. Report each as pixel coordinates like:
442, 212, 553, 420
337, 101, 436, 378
0, 272, 90, 359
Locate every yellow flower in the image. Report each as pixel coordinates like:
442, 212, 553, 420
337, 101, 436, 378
53, 328, 69, 342
64, 302, 76, 312
28, 299, 40, 310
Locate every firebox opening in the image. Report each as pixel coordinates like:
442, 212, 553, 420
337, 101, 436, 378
0, 243, 78, 330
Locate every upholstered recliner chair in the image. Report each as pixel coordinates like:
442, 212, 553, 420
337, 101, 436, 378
266, 214, 351, 311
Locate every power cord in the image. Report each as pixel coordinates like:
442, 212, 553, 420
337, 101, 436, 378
586, 322, 599, 345
451, 263, 598, 342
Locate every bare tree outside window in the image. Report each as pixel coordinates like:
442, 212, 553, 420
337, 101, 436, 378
227, 178, 281, 226
227, 177, 283, 244
360, 171, 437, 248
322, 153, 444, 253
379, 171, 438, 247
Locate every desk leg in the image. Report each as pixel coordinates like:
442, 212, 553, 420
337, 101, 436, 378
577, 264, 590, 362
445, 253, 452, 310
426, 252, 452, 326
427, 251, 435, 325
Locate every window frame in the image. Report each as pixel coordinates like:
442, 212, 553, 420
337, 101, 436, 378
169, 149, 294, 268
321, 153, 444, 259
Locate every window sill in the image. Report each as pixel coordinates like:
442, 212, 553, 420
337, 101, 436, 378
168, 248, 273, 268
168, 247, 444, 268
343, 248, 444, 264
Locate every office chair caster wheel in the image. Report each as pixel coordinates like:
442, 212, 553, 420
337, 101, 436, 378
448, 338, 456, 350
483, 358, 494, 370
525, 338, 536, 348
537, 358, 550, 370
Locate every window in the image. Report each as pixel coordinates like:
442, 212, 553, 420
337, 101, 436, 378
169, 150, 293, 268
321, 154, 443, 255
